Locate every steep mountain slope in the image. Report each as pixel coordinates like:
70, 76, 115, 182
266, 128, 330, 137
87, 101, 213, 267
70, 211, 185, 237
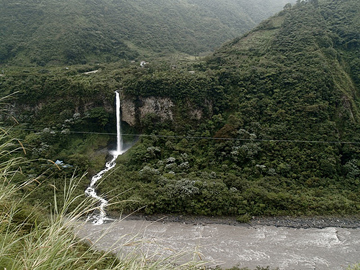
111, 0, 360, 216
2, 0, 360, 217
0, 0, 293, 66
205, 0, 360, 147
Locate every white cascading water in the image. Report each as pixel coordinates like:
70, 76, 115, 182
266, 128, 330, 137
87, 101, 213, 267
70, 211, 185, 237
115, 91, 123, 154
85, 91, 125, 225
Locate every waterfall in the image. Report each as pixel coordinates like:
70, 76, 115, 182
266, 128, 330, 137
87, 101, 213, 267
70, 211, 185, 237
85, 91, 124, 225
116, 91, 123, 154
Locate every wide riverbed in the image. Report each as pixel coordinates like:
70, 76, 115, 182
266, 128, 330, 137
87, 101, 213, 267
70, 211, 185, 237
74, 218, 360, 269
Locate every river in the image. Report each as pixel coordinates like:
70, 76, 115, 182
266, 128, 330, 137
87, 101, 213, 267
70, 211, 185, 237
74, 217, 360, 269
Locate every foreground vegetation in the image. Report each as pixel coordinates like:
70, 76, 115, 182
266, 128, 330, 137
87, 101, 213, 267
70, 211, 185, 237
1, 0, 360, 269
0, 120, 115, 268
1, 122, 356, 270
0, 123, 211, 269
0, 100, 296, 269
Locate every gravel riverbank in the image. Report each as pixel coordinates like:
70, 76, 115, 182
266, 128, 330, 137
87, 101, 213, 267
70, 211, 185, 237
118, 213, 360, 229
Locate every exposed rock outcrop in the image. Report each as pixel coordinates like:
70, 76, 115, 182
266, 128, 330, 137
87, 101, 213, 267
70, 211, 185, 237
121, 96, 174, 126
121, 99, 137, 126
139, 97, 174, 121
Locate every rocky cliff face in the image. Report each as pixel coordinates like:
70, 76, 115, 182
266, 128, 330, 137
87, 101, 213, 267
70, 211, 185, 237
120, 95, 214, 127
121, 96, 174, 126
121, 98, 137, 126
5, 92, 209, 131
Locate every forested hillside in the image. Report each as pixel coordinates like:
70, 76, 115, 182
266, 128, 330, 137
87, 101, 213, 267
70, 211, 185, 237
0, 0, 292, 66
2, 0, 360, 219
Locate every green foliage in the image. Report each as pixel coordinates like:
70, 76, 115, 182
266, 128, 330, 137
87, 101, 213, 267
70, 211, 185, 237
0, 0, 291, 66
0, 124, 117, 269
348, 264, 360, 270
236, 214, 252, 223
99, 0, 360, 217
2, 0, 360, 219
4, 1, 360, 268
0, 125, 207, 270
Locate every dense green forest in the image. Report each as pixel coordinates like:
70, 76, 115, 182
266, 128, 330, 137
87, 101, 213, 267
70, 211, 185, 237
0, 0, 291, 66
1, 0, 360, 220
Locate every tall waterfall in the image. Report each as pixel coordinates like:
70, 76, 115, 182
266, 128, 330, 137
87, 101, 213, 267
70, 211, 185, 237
116, 91, 123, 154
85, 91, 124, 225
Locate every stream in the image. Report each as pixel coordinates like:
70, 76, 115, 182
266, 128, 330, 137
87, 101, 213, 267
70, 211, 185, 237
85, 91, 126, 224
74, 218, 360, 269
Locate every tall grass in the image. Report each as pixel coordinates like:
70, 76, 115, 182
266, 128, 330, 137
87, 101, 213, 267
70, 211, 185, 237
0, 116, 204, 269
349, 264, 360, 270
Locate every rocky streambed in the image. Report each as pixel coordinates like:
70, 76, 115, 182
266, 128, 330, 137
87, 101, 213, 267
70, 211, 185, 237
74, 215, 360, 270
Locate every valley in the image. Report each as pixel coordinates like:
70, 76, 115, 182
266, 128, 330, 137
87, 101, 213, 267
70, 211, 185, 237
1, 0, 360, 269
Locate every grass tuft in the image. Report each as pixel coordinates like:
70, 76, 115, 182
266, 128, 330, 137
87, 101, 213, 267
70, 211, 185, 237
0, 121, 206, 269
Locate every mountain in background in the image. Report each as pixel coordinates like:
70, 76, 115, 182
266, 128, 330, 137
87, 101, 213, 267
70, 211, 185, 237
0, 0, 293, 66
101, 0, 360, 216
2, 0, 360, 217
